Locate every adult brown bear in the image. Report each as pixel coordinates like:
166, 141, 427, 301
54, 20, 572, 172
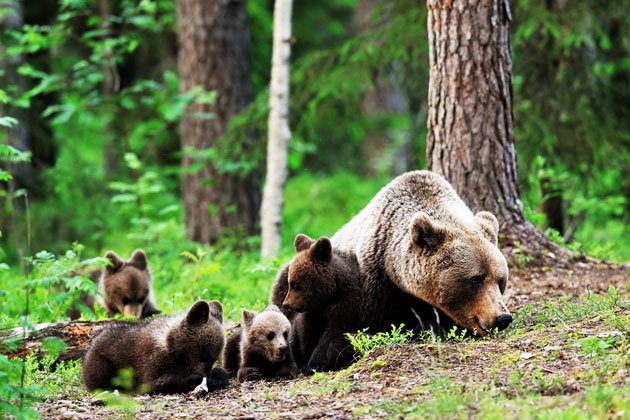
330, 170, 512, 335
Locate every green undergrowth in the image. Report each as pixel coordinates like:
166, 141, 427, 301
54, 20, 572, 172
333, 287, 629, 418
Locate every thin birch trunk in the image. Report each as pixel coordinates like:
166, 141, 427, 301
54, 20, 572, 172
261, 0, 293, 259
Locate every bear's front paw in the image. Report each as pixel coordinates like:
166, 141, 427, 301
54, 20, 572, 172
237, 367, 261, 382
208, 367, 230, 389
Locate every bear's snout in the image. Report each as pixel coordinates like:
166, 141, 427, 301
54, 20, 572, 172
495, 313, 512, 331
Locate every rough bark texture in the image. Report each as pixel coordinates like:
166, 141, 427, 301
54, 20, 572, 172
260, 0, 293, 259
425, 0, 570, 262
177, 0, 260, 244
1, 320, 118, 362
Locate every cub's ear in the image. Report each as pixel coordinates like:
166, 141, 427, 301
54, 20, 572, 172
294, 234, 314, 253
104, 251, 124, 275
475, 211, 499, 245
207, 300, 223, 324
410, 212, 448, 251
265, 304, 281, 313
242, 310, 256, 329
186, 301, 210, 326
128, 249, 148, 270
309, 237, 332, 263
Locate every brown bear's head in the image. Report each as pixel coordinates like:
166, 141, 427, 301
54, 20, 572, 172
283, 234, 337, 313
165, 300, 225, 375
241, 305, 291, 363
102, 249, 154, 318
409, 211, 512, 336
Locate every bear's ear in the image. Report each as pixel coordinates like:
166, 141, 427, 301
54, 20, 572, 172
265, 304, 281, 313
242, 310, 256, 329
475, 211, 499, 245
186, 300, 210, 326
207, 300, 223, 324
410, 212, 448, 251
294, 234, 314, 252
310, 237, 332, 263
104, 251, 124, 275
128, 249, 148, 271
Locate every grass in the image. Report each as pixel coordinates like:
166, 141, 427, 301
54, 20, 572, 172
0, 172, 628, 418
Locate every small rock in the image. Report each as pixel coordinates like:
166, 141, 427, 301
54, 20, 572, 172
520, 351, 535, 360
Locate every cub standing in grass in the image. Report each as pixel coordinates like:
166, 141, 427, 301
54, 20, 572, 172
100, 249, 161, 319
82, 300, 228, 393
223, 305, 298, 382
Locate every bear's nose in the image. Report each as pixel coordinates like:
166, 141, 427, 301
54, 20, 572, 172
495, 313, 513, 331
279, 345, 288, 355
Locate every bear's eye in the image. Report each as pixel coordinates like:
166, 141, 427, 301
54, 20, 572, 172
138, 296, 146, 303
290, 282, 298, 290
498, 278, 507, 294
122, 297, 130, 305
266, 331, 275, 341
470, 275, 485, 286
283, 331, 288, 340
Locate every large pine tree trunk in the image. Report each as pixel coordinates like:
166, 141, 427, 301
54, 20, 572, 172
260, 0, 293, 259
425, 0, 570, 262
176, 0, 260, 244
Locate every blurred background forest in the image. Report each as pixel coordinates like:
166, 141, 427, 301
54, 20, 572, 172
0, 0, 628, 320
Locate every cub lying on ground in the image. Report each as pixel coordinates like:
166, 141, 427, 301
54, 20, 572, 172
82, 300, 228, 393
223, 305, 298, 382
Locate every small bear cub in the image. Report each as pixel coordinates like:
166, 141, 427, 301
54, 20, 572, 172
223, 305, 298, 382
279, 234, 362, 372
82, 300, 228, 393
100, 249, 161, 319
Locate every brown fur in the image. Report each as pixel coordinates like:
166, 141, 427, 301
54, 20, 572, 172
100, 250, 160, 319
224, 305, 298, 382
82, 300, 228, 393
272, 234, 452, 372
331, 170, 512, 335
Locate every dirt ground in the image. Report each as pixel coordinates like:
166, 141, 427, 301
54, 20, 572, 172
36, 261, 629, 419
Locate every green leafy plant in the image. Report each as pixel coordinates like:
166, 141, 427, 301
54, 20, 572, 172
346, 324, 414, 357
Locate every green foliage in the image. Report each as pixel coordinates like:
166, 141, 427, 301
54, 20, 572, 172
346, 324, 414, 357
0, 354, 45, 419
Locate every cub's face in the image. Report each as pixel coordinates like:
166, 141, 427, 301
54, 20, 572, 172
284, 236, 336, 312
242, 306, 291, 363
409, 211, 512, 336
167, 300, 224, 374
103, 250, 153, 318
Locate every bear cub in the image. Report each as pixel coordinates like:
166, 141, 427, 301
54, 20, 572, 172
273, 234, 362, 372
100, 249, 161, 319
82, 300, 228, 393
223, 305, 298, 382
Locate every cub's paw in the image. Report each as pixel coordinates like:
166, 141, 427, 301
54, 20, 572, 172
208, 367, 230, 389
237, 367, 261, 382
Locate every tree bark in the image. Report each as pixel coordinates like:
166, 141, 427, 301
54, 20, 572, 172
426, 0, 571, 262
260, 0, 293, 259
1, 320, 118, 362
177, 0, 260, 244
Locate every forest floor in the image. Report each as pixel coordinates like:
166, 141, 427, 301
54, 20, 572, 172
36, 261, 629, 419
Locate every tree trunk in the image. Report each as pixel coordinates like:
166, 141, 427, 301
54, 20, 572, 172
356, 0, 411, 177
425, 0, 571, 263
260, 0, 293, 259
176, 0, 260, 244
1, 320, 118, 362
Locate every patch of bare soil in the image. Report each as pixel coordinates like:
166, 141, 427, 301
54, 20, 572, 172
36, 263, 629, 419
